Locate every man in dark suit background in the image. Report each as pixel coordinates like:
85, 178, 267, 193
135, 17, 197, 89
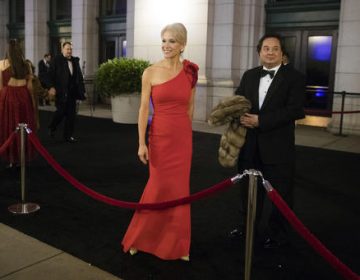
233, 34, 305, 249
38, 53, 51, 105
47, 42, 86, 143
38, 53, 51, 82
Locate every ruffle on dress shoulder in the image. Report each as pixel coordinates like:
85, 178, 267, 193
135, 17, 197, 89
183, 59, 199, 88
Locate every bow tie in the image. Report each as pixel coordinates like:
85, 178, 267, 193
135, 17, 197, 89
260, 69, 275, 79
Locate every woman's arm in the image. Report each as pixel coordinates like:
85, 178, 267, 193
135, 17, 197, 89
0, 59, 8, 90
26, 62, 34, 93
137, 68, 152, 164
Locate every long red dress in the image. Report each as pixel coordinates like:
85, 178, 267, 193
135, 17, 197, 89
0, 67, 36, 164
122, 60, 199, 260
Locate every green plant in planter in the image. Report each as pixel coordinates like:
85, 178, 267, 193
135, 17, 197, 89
95, 57, 151, 97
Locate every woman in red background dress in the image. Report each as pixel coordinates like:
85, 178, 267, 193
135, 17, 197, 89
121, 23, 198, 261
0, 39, 36, 167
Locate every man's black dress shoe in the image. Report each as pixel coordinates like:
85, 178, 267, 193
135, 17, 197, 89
48, 129, 55, 138
229, 228, 245, 239
65, 137, 77, 143
263, 237, 289, 250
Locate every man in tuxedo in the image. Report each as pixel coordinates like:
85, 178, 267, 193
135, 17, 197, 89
38, 53, 51, 83
232, 34, 305, 249
46, 42, 86, 143
38, 53, 51, 105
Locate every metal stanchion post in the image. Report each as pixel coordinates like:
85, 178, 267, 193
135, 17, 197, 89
336, 91, 347, 137
8, 123, 40, 214
244, 170, 258, 280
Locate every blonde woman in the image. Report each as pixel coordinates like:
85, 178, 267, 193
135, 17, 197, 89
122, 23, 198, 261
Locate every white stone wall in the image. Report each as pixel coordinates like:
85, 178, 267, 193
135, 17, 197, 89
129, 0, 210, 122
71, 0, 99, 77
128, 0, 265, 122
24, 0, 49, 69
131, 0, 209, 71
330, 0, 360, 135
125, 0, 135, 58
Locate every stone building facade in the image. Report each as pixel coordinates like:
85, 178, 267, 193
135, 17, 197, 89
0, 0, 359, 134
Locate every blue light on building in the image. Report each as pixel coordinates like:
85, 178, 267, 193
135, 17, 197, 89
308, 36, 332, 61
315, 87, 326, 97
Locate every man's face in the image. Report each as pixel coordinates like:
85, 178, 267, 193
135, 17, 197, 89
259, 37, 283, 69
62, 44, 72, 59
45, 55, 51, 62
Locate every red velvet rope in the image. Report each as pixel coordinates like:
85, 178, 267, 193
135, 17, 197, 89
266, 185, 360, 280
0, 131, 17, 155
28, 132, 235, 210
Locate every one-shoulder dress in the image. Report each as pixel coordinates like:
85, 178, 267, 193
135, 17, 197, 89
0, 67, 36, 164
121, 60, 199, 260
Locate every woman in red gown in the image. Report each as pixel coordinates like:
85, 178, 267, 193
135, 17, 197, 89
121, 23, 199, 260
0, 39, 36, 166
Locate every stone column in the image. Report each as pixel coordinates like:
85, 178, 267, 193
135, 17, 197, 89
71, 0, 99, 103
208, 0, 265, 84
71, 0, 99, 77
0, 0, 9, 56
203, 0, 265, 122
126, 0, 135, 58
330, 0, 360, 135
24, 0, 49, 69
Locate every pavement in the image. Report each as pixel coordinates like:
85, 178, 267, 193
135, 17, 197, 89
1, 103, 359, 280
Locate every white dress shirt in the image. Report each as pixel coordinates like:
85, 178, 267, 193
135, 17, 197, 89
67, 59, 73, 75
258, 64, 281, 109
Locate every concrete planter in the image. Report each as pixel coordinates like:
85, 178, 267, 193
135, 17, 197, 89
110, 94, 140, 124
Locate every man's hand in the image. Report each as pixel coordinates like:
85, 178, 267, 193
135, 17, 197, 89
240, 113, 259, 128
48, 87, 56, 97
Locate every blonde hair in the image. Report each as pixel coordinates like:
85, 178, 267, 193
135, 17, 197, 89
161, 23, 187, 46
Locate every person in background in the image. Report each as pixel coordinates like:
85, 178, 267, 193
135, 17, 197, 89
282, 50, 291, 66
0, 39, 37, 167
26, 59, 47, 130
45, 42, 86, 143
121, 23, 198, 261
231, 34, 305, 251
38, 53, 51, 105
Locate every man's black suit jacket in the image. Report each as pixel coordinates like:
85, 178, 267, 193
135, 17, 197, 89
46, 55, 86, 104
38, 59, 50, 86
38, 59, 49, 75
235, 64, 305, 165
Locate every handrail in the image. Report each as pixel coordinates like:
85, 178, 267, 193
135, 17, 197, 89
305, 90, 360, 136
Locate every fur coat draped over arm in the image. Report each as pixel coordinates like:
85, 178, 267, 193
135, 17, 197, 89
208, 95, 251, 167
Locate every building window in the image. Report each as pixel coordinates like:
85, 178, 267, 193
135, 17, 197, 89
50, 0, 72, 20
99, 36, 126, 63
9, 0, 24, 23
101, 0, 127, 16
305, 35, 333, 109
8, 0, 25, 49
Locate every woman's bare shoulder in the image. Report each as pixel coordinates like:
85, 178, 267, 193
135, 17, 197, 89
146, 61, 165, 71
143, 61, 165, 77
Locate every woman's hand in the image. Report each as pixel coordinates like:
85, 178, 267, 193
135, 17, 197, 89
138, 144, 149, 164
